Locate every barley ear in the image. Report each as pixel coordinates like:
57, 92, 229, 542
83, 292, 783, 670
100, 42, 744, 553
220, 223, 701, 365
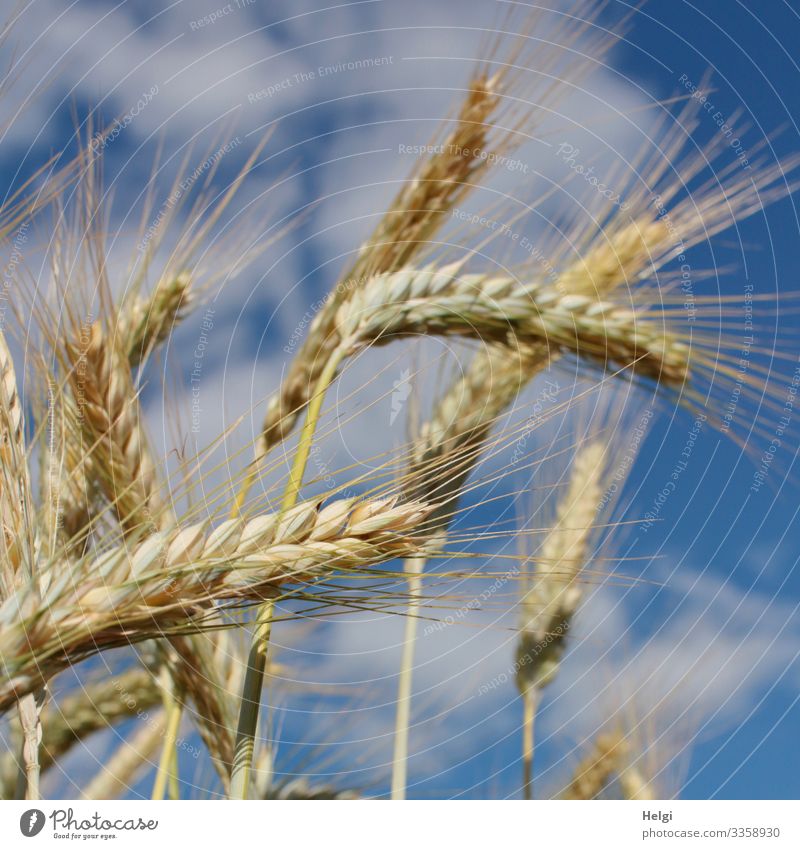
122, 271, 193, 368
560, 731, 629, 800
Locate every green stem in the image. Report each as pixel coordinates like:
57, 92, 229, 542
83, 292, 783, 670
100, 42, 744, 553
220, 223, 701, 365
280, 348, 347, 512
229, 345, 347, 799
229, 603, 272, 799
152, 696, 182, 800
167, 747, 180, 800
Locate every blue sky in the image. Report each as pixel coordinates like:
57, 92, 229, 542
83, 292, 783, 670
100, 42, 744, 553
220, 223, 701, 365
3, 0, 800, 800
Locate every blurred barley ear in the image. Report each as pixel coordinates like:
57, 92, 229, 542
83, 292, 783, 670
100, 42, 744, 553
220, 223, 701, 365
515, 441, 606, 798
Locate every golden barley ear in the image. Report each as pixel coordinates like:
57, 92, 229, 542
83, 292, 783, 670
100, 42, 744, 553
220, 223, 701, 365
63, 320, 170, 537
516, 442, 606, 694
560, 730, 629, 800
258, 2, 620, 458
0, 495, 435, 713
121, 271, 194, 369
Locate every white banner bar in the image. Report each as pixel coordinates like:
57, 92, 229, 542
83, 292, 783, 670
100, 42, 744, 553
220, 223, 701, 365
1, 800, 797, 848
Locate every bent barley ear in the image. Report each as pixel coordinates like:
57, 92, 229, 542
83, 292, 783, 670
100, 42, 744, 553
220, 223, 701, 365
259, 1, 621, 459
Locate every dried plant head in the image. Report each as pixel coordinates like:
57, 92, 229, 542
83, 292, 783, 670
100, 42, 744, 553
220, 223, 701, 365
20, 127, 284, 550
7, 131, 292, 799
514, 439, 607, 695
0, 493, 438, 712
121, 270, 194, 369
559, 728, 630, 799
554, 689, 694, 801
258, 0, 624, 457
404, 94, 800, 493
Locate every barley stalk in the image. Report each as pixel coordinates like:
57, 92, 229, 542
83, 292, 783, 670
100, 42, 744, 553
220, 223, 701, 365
151, 684, 183, 801
0, 331, 35, 591
390, 554, 425, 800
0, 330, 43, 800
